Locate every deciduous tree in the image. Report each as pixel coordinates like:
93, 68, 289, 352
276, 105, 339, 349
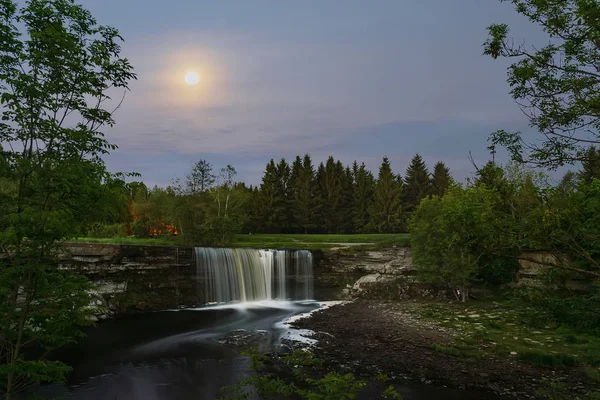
0, 0, 136, 396
485, 0, 600, 167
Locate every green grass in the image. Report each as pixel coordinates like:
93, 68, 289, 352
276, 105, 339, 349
69, 236, 179, 246
70, 233, 411, 250
415, 299, 600, 370
230, 233, 410, 250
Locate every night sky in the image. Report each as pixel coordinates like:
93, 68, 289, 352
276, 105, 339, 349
80, 0, 550, 187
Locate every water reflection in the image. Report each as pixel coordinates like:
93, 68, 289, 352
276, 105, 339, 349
34, 301, 502, 400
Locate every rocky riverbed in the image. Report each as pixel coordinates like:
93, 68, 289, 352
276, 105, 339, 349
290, 300, 596, 399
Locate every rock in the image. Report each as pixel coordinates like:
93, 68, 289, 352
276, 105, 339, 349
510, 351, 518, 355
351, 273, 393, 292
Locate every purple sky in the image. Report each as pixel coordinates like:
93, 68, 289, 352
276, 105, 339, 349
79, 0, 551, 187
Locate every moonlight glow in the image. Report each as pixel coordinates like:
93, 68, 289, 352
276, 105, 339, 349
184, 71, 200, 85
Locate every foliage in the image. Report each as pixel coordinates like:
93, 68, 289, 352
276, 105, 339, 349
430, 161, 453, 197
289, 155, 320, 234
409, 185, 503, 301
87, 223, 128, 238
484, 0, 600, 168
0, 0, 136, 396
403, 154, 430, 214
220, 349, 402, 400
580, 146, 600, 184
368, 157, 403, 233
186, 159, 215, 194
351, 161, 375, 233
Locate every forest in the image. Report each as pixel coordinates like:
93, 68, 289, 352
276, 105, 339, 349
84, 153, 451, 244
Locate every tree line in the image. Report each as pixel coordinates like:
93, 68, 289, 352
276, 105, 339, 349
95, 153, 454, 244
248, 154, 452, 234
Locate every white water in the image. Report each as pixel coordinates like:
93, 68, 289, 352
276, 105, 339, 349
194, 248, 314, 304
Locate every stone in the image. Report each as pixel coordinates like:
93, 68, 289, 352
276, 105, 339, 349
351, 273, 394, 292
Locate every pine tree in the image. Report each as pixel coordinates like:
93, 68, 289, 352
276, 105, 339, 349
368, 157, 403, 233
257, 159, 287, 233
352, 161, 375, 233
316, 156, 343, 234
580, 146, 600, 184
430, 161, 453, 197
404, 154, 430, 213
275, 158, 291, 231
341, 165, 355, 233
289, 155, 319, 233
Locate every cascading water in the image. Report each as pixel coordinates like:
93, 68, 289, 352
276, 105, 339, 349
194, 247, 314, 304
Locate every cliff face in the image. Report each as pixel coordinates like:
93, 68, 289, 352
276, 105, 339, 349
57, 243, 201, 313
318, 247, 413, 275
46, 243, 586, 313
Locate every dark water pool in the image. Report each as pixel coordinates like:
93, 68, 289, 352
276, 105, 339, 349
32, 301, 503, 400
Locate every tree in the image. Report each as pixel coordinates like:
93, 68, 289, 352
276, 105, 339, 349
186, 159, 215, 194
339, 163, 355, 233
410, 186, 500, 301
0, 0, 135, 397
430, 161, 453, 197
403, 154, 430, 213
257, 160, 287, 233
352, 161, 375, 233
580, 146, 600, 184
368, 157, 403, 233
316, 157, 343, 234
484, 0, 600, 168
209, 167, 249, 245
289, 155, 319, 233
275, 158, 291, 231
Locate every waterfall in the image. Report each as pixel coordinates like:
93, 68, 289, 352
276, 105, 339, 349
194, 248, 314, 304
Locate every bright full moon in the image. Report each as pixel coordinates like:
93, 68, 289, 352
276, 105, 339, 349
184, 71, 199, 85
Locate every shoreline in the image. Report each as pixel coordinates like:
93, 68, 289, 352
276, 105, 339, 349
290, 300, 596, 399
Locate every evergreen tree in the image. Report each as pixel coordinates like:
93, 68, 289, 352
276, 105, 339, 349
275, 158, 291, 231
352, 161, 375, 233
316, 157, 343, 234
369, 157, 403, 233
580, 146, 600, 184
404, 154, 430, 213
342, 165, 355, 233
289, 155, 318, 233
257, 160, 287, 233
430, 161, 453, 197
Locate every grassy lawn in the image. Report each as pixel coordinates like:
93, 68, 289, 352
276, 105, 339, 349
70, 233, 411, 250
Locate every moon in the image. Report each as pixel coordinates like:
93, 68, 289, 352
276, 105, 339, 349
184, 71, 200, 85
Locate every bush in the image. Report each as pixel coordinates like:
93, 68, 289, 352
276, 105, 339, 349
87, 223, 128, 238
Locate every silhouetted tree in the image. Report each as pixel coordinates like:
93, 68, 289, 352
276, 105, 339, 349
430, 161, 453, 197
289, 155, 319, 233
186, 159, 215, 194
352, 161, 375, 233
369, 157, 403, 233
404, 154, 430, 213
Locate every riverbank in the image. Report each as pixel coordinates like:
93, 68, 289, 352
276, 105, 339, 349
291, 300, 600, 399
